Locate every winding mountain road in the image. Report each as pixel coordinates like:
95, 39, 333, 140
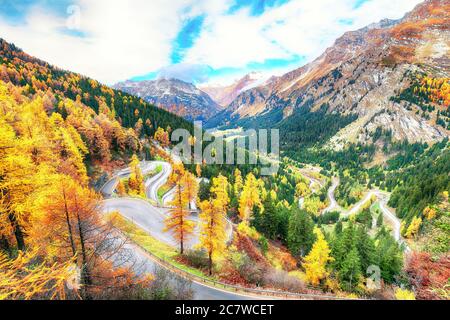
323, 178, 410, 252
323, 177, 341, 213
100, 162, 158, 197
145, 161, 172, 206
101, 160, 241, 299
102, 161, 205, 249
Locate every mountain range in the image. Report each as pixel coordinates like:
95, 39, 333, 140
113, 78, 221, 122
111, 0, 448, 152
206, 0, 449, 150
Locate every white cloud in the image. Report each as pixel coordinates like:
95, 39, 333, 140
185, 0, 423, 69
184, 9, 291, 68
0, 0, 193, 84
0, 0, 423, 85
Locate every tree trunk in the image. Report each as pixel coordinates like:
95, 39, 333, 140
62, 189, 77, 257
208, 251, 213, 276
178, 186, 184, 255
76, 210, 92, 300
8, 212, 25, 251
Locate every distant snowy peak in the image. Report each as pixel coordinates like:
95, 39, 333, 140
113, 78, 220, 121
201, 72, 272, 107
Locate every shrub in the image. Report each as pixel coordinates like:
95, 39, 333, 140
184, 249, 209, 270
149, 267, 194, 300
230, 251, 265, 286
263, 269, 306, 293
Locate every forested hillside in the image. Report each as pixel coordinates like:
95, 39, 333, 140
0, 38, 195, 299
0, 39, 192, 143
0, 80, 158, 299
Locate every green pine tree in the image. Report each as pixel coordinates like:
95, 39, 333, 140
287, 208, 315, 257
355, 226, 376, 271
339, 246, 362, 291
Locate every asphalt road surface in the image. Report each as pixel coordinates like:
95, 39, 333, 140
101, 161, 243, 299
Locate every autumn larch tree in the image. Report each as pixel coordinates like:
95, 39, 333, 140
182, 171, 199, 210
238, 173, 262, 224
154, 127, 170, 148
164, 171, 194, 254
234, 168, 243, 197
195, 164, 202, 178
128, 154, 145, 196
116, 179, 126, 196
210, 174, 230, 216
198, 199, 227, 275
295, 181, 310, 199
30, 174, 130, 299
303, 228, 334, 286
198, 175, 230, 275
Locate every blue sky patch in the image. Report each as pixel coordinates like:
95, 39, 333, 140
353, 0, 371, 9
338, 18, 354, 26
130, 71, 159, 82
228, 0, 290, 16
170, 15, 205, 64
0, 0, 73, 24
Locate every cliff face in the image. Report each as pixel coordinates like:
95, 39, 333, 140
208, 0, 449, 148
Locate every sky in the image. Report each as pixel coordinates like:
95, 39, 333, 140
0, 0, 423, 86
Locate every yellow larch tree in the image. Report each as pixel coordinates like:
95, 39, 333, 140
0, 133, 37, 252
303, 228, 334, 286
233, 168, 243, 197
169, 162, 186, 185
211, 174, 230, 215
182, 171, 199, 210
295, 181, 310, 199
0, 115, 17, 251
198, 199, 228, 275
238, 173, 262, 224
128, 154, 145, 196
405, 216, 422, 239
27, 167, 151, 300
395, 288, 416, 300
423, 206, 437, 220
29, 173, 114, 299
165, 172, 194, 254
154, 127, 170, 147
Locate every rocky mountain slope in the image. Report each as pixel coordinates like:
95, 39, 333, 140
114, 78, 221, 121
206, 0, 449, 149
200, 72, 271, 107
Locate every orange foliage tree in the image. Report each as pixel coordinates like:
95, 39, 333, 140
197, 175, 230, 275
164, 170, 195, 254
